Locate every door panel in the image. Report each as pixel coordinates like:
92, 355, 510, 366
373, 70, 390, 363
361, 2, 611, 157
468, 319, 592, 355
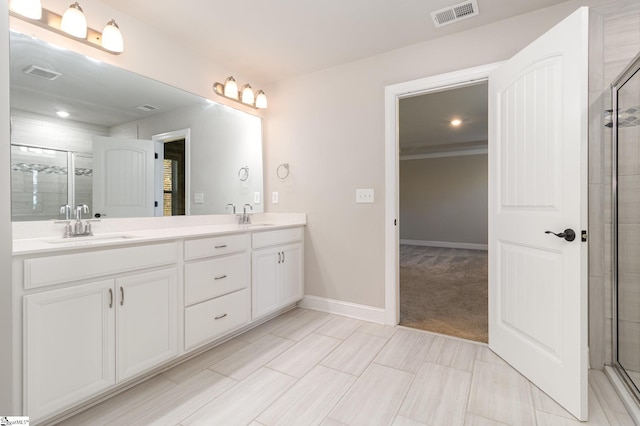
488, 7, 588, 421
93, 136, 155, 218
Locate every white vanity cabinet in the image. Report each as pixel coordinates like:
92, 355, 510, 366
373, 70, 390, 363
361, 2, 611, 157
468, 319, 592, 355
251, 228, 304, 320
184, 234, 251, 350
20, 243, 179, 421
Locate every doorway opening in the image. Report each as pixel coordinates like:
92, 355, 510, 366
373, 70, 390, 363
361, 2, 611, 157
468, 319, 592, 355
153, 128, 191, 216
398, 81, 488, 343
163, 138, 186, 216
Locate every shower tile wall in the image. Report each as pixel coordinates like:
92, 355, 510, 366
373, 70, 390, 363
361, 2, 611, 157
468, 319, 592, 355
589, 1, 640, 370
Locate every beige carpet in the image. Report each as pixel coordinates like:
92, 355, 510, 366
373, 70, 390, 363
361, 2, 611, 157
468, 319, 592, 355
399, 245, 488, 343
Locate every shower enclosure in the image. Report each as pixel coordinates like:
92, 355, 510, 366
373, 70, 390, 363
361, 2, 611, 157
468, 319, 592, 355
612, 51, 640, 401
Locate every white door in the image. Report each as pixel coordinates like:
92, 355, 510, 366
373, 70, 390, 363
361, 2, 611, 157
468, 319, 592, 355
488, 7, 588, 421
252, 248, 280, 319
116, 268, 178, 381
93, 136, 156, 218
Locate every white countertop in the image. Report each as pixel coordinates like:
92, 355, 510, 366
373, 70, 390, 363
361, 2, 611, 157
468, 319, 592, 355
13, 213, 306, 256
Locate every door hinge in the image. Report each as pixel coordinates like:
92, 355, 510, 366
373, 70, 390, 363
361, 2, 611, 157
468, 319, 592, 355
154, 152, 159, 159
581, 230, 587, 242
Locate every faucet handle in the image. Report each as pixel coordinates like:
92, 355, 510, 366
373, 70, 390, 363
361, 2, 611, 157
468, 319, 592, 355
54, 220, 73, 238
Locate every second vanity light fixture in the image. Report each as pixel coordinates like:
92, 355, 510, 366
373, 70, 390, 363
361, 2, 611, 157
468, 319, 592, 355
9, 0, 124, 54
213, 76, 268, 109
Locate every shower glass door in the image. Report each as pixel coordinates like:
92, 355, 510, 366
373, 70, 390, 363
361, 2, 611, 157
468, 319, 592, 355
614, 53, 640, 397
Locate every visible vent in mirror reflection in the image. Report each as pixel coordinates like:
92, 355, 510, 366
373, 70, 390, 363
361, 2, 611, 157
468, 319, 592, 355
23, 65, 62, 80
136, 104, 159, 112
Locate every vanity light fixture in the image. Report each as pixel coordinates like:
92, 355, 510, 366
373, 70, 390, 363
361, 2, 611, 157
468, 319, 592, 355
101, 19, 124, 53
8, 0, 41, 19
9, 0, 124, 54
213, 76, 268, 109
240, 84, 255, 105
55, 110, 70, 118
60, 2, 87, 39
450, 118, 462, 126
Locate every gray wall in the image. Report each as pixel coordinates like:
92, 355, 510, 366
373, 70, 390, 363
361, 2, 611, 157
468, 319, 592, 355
399, 154, 488, 245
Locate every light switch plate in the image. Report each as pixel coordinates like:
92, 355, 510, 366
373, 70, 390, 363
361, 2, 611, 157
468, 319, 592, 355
194, 192, 204, 204
272, 192, 279, 204
254, 192, 261, 203
356, 189, 374, 203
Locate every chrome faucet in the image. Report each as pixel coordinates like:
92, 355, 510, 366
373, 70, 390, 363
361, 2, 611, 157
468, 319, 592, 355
239, 203, 253, 224
55, 204, 99, 238
226, 203, 236, 214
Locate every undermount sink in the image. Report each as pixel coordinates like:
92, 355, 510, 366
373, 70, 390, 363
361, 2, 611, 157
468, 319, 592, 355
243, 223, 275, 227
46, 234, 139, 244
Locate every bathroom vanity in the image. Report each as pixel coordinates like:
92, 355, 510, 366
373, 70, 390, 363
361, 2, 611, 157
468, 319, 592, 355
11, 214, 305, 423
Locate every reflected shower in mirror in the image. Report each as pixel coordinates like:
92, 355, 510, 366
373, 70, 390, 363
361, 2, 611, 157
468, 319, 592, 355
9, 31, 263, 221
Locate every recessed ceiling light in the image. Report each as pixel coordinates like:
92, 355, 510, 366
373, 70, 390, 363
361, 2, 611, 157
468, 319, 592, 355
451, 119, 462, 126
56, 110, 70, 118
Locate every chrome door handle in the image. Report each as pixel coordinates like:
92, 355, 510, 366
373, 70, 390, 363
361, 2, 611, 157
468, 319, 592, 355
545, 228, 576, 242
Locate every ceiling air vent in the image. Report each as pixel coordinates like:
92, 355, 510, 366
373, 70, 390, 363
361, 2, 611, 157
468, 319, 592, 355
136, 104, 159, 112
23, 65, 62, 80
431, 0, 479, 28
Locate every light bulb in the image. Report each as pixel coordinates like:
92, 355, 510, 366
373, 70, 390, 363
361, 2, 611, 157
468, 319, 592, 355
9, 0, 42, 19
255, 90, 268, 109
61, 2, 87, 38
102, 19, 124, 53
450, 119, 462, 126
223, 76, 238, 99
241, 84, 255, 105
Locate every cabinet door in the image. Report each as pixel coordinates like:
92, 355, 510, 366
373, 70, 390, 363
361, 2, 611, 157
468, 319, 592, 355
24, 280, 115, 421
280, 243, 303, 306
116, 268, 178, 381
252, 249, 280, 319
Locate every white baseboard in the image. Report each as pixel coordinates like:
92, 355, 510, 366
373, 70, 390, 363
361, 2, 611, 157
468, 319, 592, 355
298, 295, 386, 324
400, 239, 488, 251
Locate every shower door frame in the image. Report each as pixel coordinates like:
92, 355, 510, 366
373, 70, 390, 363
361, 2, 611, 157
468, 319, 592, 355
611, 50, 640, 404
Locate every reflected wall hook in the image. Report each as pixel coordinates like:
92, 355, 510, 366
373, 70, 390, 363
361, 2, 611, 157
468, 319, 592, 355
277, 163, 290, 179
238, 166, 249, 181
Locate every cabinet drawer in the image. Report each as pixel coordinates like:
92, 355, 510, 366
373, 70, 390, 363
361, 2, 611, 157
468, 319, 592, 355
185, 253, 248, 306
24, 243, 178, 289
252, 227, 303, 249
185, 289, 249, 350
184, 234, 248, 260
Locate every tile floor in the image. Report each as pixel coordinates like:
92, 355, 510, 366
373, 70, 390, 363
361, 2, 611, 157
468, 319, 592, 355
59, 308, 635, 426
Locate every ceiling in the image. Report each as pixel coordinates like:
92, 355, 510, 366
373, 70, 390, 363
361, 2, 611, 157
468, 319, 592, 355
99, 0, 570, 84
10, 32, 211, 127
399, 82, 488, 154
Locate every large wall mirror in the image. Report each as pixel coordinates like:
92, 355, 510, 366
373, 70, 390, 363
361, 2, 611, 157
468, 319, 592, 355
10, 31, 264, 221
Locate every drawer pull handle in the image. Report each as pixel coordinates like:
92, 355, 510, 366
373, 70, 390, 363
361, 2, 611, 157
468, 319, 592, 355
282, 252, 285, 263
120, 286, 124, 306
214, 313, 228, 320
108, 288, 113, 308
214, 244, 228, 249
214, 274, 227, 280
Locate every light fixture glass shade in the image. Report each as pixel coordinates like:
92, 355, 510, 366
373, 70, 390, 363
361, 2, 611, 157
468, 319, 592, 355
9, 0, 42, 19
102, 19, 124, 53
223, 76, 238, 99
255, 90, 268, 109
61, 2, 87, 39
241, 84, 255, 105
